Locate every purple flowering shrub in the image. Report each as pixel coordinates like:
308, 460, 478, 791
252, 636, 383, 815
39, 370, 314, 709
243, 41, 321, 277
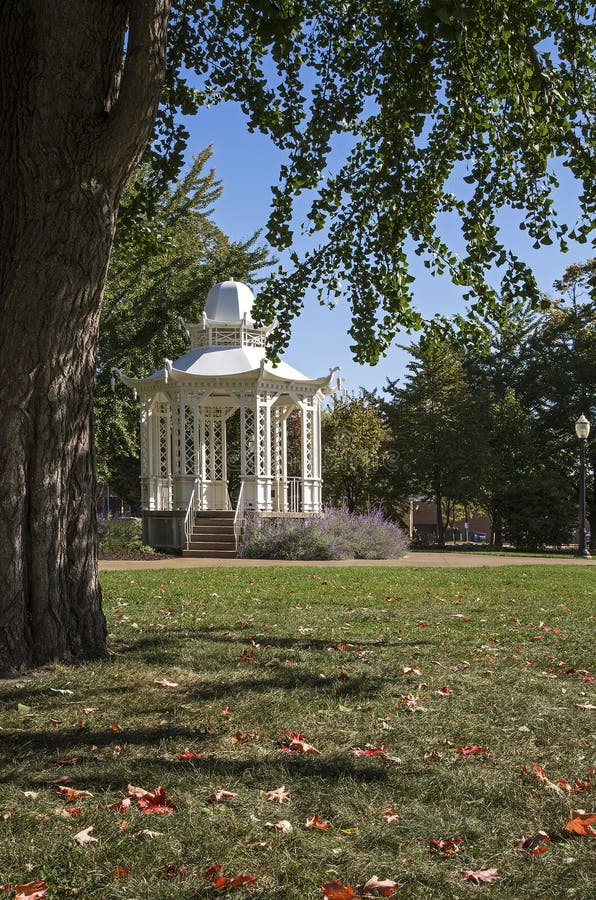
239, 507, 408, 560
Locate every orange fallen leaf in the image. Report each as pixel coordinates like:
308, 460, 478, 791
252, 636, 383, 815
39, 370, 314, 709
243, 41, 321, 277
209, 789, 238, 804
322, 881, 357, 900
305, 813, 332, 831
14, 881, 49, 900
112, 867, 130, 880
56, 786, 93, 801
461, 868, 499, 884
231, 730, 259, 744
522, 762, 566, 795
383, 811, 400, 824
110, 722, 124, 733
429, 837, 463, 856
204, 864, 256, 891
565, 809, 596, 837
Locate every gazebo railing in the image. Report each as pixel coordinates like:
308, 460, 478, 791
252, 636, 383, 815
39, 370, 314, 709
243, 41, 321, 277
233, 480, 246, 548
184, 479, 199, 548
286, 477, 302, 512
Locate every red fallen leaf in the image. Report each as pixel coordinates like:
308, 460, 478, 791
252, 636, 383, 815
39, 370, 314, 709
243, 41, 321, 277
136, 786, 174, 815
456, 745, 484, 755
582, 675, 596, 682
435, 686, 452, 696
358, 875, 399, 896
221, 705, 234, 715
353, 747, 402, 763
108, 798, 132, 813
67, 806, 83, 817
238, 649, 255, 662
305, 813, 332, 831
516, 831, 550, 855
461, 868, 500, 884
565, 809, 596, 837
162, 864, 187, 879
56, 786, 93, 801
111, 722, 124, 733
429, 837, 463, 856
14, 881, 49, 900
112, 867, 130, 880
0, 887, 11, 893
416, 622, 428, 628
178, 750, 202, 760
322, 881, 358, 900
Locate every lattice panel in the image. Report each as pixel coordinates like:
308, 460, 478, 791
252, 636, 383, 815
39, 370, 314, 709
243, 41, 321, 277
184, 406, 195, 475
212, 416, 224, 481
158, 412, 169, 478
258, 405, 267, 475
244, 407, 255, 475
272, 409, 283, 478
304, 408, 314, 478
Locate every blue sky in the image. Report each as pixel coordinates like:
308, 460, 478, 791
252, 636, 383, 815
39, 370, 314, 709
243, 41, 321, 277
183, 101, 587, 394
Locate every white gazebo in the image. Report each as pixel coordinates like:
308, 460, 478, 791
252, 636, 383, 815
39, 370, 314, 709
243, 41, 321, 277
121, 280, 338, 553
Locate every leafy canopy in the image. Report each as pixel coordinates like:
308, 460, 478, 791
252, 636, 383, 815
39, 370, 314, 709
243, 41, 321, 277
153, 1, 595, 362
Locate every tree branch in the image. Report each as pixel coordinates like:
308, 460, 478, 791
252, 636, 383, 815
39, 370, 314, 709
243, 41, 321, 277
99, 0, 171, 188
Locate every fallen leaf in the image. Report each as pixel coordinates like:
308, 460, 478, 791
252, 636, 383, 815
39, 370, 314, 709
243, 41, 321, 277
521, 762, 566, 796
108, 798, 132, 813
383, 811, 400, 824
139, 829, 163, 839
110, 722, 124, 733
14, 881, 48, 900
162, 864, 187, 879
565, 809, 596, 837
435, 686, 452, 696
264, 820, 293, 833
178, 749, 202, 760
231, 730, 259, 744
281, 732, 321, 755
429, 837, 463, 856
204, 864, 256, 891
575, 703, 596, 711
461, 868, 499, 884
305, 813, 332, 831
136, 786, 174, 815
112, 866, 130, 880
82, 707, 99, 714
358, 875, 399, 896
322, 881, 358, 900
353, 747, 402, 763
73, 825, 98, 845
221, 705, 234, 715
209, 789, 238, 804
56, 786, 93, 801
22, 791, 39, 800
516, 831, 550, 855
403, 666, 421, 675
154, 679, 179, 688
456, 745, 484, 755
266, 786, 290, 803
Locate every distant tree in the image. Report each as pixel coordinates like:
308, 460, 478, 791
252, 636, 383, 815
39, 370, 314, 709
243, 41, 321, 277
95, 150, 272, 506
322, 395, 388, 513
383, 339, 484, 546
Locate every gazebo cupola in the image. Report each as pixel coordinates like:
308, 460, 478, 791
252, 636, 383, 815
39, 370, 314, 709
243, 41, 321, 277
121, 279, 338, 551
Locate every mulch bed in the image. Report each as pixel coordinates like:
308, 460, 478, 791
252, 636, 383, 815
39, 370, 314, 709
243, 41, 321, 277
99, 550, 179, 561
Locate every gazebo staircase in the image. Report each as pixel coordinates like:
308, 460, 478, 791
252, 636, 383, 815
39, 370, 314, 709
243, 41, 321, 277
183, 510, 237, 558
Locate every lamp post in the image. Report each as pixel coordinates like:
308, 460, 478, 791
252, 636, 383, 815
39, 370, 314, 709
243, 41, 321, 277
574, 414, 591, 559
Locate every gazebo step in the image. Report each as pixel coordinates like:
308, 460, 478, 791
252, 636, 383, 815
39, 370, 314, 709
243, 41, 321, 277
187, 540, 236, 551
191, 524, 236, 535
182, 549, 238, 558
194, 511, 235, 519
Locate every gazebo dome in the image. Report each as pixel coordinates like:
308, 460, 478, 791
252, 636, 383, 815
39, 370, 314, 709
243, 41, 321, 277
205, 279, 256, 323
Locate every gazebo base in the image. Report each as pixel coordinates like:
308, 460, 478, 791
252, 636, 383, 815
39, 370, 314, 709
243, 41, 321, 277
142, 510, 186, 550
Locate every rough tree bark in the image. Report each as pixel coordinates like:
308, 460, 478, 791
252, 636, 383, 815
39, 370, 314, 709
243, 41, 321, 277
0, 1, 170, 674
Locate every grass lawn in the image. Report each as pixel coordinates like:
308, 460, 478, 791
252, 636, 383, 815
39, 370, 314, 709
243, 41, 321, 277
1, 566, 594, 899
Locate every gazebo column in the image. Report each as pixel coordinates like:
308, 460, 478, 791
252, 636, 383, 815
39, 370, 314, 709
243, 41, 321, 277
300, 396, 317, 513
312, 397, 323, 512
139, 397, 151, 509
256, 392, 273, 512
271, 406, 284, 512
240, 396, 257, 509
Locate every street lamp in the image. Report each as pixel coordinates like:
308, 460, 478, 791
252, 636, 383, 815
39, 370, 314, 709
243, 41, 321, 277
574, 414, 591, 558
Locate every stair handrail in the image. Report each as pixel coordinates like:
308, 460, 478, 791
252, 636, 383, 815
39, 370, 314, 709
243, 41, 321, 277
184, 479, 199, 549
233, 480, 246, 549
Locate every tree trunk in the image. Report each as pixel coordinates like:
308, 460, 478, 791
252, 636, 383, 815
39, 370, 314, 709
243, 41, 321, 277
0, 1, 169, 674
434, 482, 445, 547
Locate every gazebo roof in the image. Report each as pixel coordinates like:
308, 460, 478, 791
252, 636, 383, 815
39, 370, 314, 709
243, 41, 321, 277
121, 280, 339, 393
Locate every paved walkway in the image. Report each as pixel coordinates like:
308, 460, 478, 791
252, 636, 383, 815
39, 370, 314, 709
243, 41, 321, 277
99, 552, 593, 571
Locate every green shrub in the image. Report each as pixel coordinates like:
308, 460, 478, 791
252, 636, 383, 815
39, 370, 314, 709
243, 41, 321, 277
98, 518, 154, 554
